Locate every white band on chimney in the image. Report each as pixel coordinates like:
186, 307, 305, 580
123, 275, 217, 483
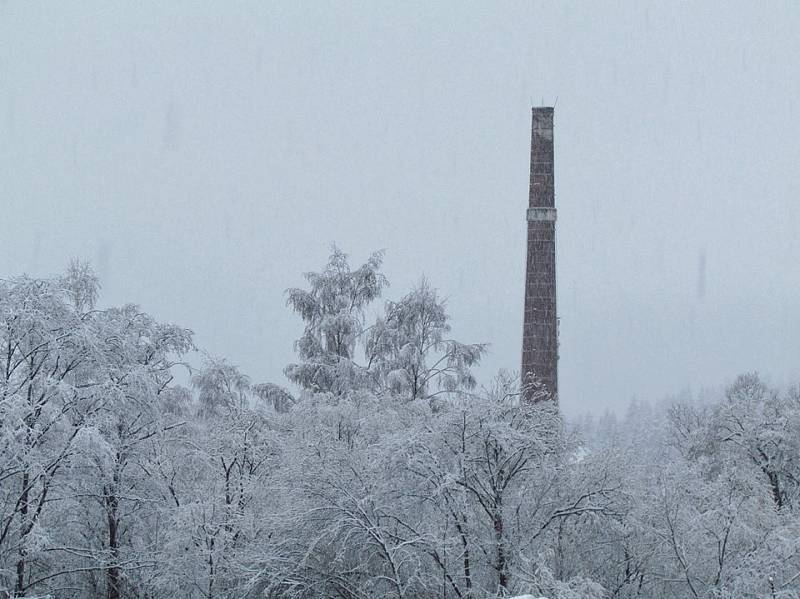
527, 207, 557, 222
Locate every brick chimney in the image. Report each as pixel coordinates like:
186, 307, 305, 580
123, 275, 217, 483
521, 107, 558, 402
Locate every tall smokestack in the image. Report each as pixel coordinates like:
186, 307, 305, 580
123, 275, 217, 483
521, 107, 558, 402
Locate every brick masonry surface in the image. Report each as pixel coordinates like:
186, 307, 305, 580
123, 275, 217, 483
522, 107, 558, 401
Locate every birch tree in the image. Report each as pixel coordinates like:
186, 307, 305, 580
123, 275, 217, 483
367, 279, 486, 402
285, 246, 387, 395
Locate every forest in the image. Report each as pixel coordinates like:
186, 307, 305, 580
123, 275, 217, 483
1, 249, 798, 599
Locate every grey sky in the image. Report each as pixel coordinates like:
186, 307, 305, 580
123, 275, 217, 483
2, 2, 798, 416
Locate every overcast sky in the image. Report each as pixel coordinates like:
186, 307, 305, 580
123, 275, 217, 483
2, 1, 799, 416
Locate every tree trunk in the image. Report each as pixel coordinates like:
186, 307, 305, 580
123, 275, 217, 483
106, 475, 121, 599
14, 470, 29, 597
453, 516, 472, 593
493, 504, 507, 591
767, 470, 783, 509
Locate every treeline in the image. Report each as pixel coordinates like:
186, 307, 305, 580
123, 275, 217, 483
1, 251, 798, 598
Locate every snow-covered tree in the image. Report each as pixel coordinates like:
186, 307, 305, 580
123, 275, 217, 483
0, 271, 102, 595
192, 356, 251, 416
2, 258, 799, 599
285, 250, 485, 404
367, 278, 487, 402
285, 246, 387, 395
252, 382, 295, 413
65, 303, 193, 599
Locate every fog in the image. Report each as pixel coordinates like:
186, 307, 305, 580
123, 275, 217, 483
2, 1, 798, 416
